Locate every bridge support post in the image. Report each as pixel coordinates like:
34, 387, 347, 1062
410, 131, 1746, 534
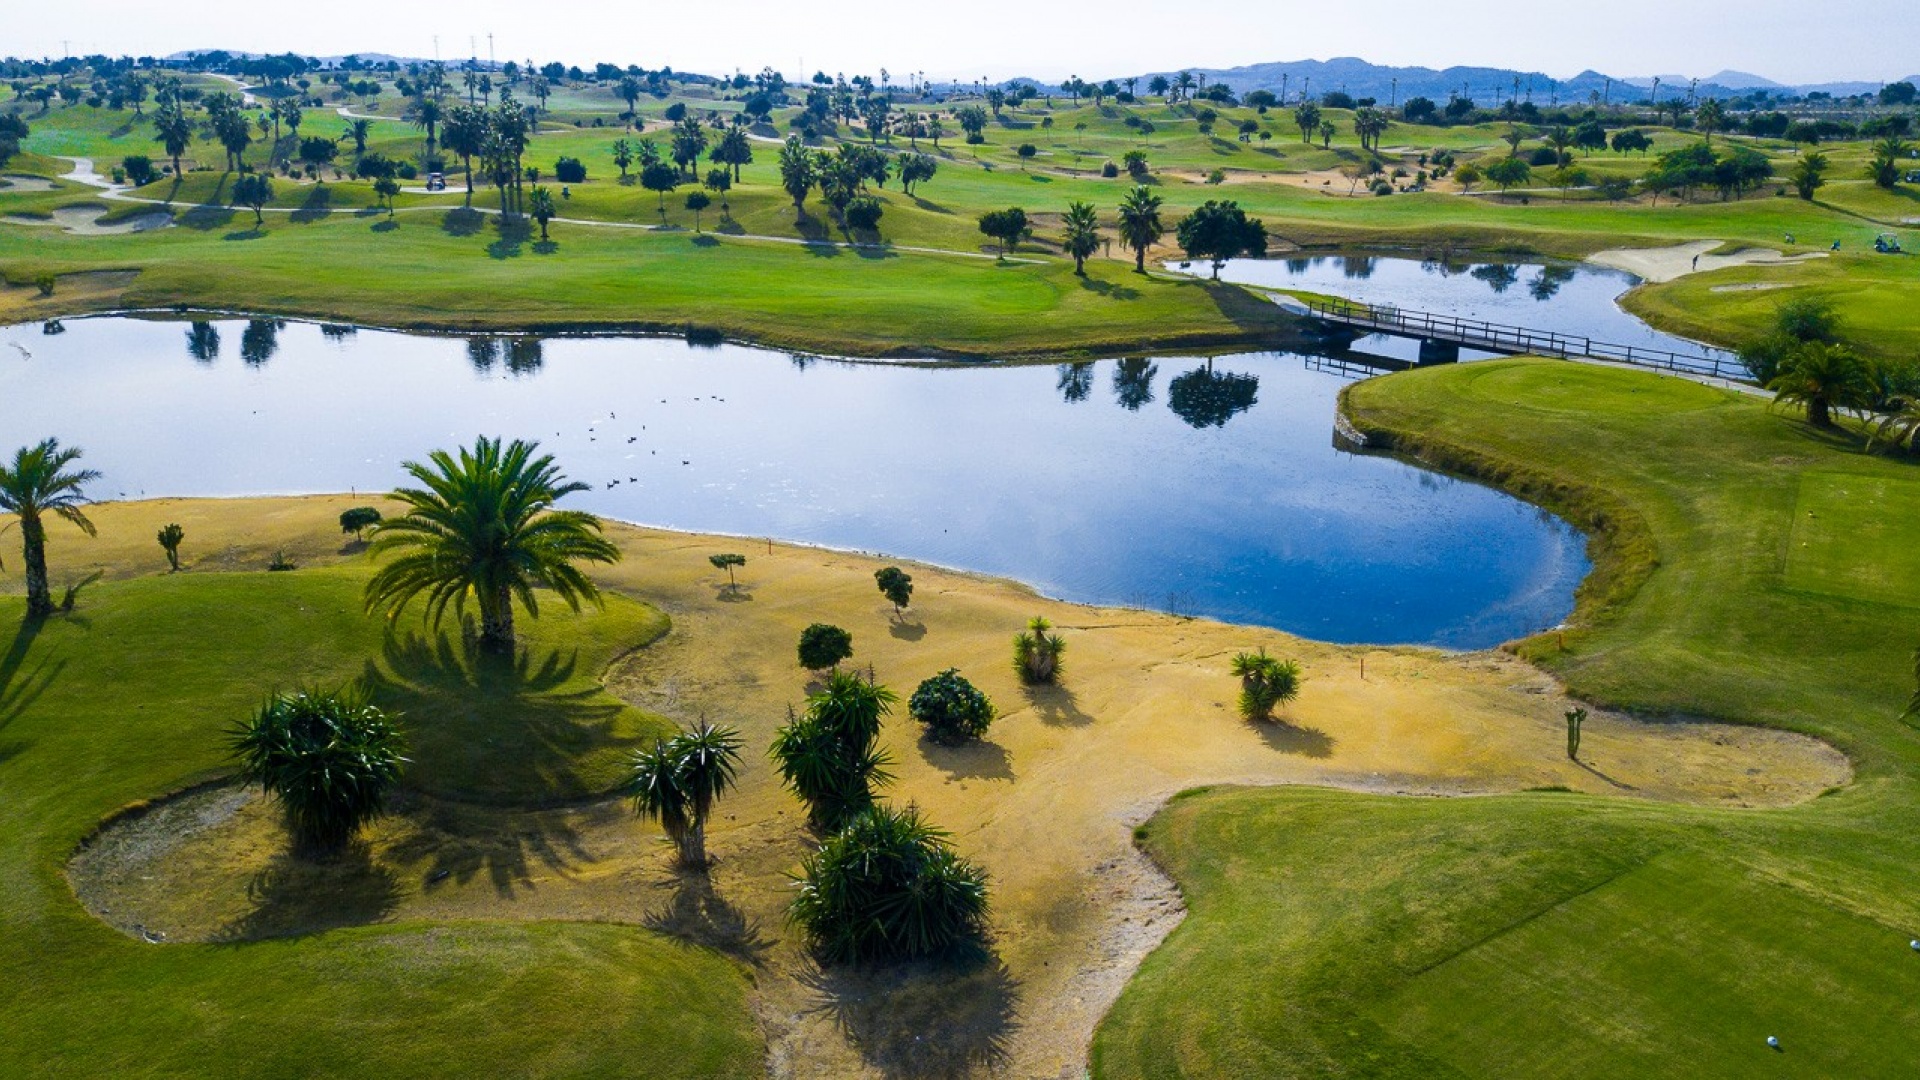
1417, 339, 1461, 366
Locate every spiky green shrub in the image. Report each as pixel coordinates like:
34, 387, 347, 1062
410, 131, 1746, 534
790, 803, 990, 962
1230, 649, 1303, 721
770, 671, 895, 829
909, 669, 995, 743
628, 721, 744, 867
229, 688, 407, 852
1013, 616, 1066, 684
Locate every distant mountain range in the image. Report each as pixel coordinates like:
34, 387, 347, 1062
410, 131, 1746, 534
1115, 57, 1913, 104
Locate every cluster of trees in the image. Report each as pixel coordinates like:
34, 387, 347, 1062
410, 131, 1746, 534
971, 188, 1263, 277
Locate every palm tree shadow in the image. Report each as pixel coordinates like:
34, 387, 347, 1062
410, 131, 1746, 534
642, 869, 773, 965
361, 629, 644, 803
1, 617, 62, 731
215, 842, 402, 942
1022, 683, 1092, 727
1252, 718, 1334, 758
384, 793, 608, 898
800, 947, 1020, 1078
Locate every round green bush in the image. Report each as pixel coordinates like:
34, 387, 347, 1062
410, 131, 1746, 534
909, 669, 994, 743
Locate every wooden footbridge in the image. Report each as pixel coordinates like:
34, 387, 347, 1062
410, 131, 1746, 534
1301, 298, 1748, 381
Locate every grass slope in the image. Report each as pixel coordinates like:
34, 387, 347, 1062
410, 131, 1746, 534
1093, 360, 1920, 1078
0, 565, 761, 1078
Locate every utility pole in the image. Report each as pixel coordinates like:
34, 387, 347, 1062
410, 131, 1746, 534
1390, 77, 1397, 109
1603, 77, 1611, 108
488, 34, 494, 70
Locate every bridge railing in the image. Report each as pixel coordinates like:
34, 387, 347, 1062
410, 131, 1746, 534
1304, 298, 1748, 381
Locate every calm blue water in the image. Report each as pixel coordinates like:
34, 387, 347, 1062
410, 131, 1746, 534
0, 312, 1589, 648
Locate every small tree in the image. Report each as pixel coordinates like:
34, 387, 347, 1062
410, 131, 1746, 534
1485, 157, 1532, 192
1174, 200, 1268, 278
684, 189, 711, 232
1229, 649, 1303, 721
612, 138, 635, 179
339, 506, 383, 539
228, 688, 407, 853
874, 566, 913, 613
373, 175, 400, 219
156, 522, 185, 571
703, 167, 732, 212
1013, 615, 1066, 684
709, 552, 746, 589
789, 803, 989, 962
1767, 342, 1875, 429
1453, 162, 1482, 192
798, 622, 854, 672
528, 185, 556, 240
978, 207, 1030, 257
1790, 151, 1829, 200
121, 154, 156, 186
232, 172, 273, 226
909, 669, 994, 743
553, 156, 586, 184
628, 721, 744, 867
1016, 143, 1037, 169
641, 160, 680, 213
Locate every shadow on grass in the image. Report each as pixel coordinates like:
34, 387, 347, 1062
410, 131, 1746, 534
714, 217, 746, 235
0, 617, 61, 732
887, 619, 925, 642
690, 233, 720, 247
919, 735, 1013, 781
1078, 276, 1141, 300
179, 203, 236, 231
801, 947, 1020, 1078
487, 216, 533, 259
217, 842, 402, 942
371, 219, 399, 233
1023, 683, 1092, 727
441, 206, 486, 237
288, 185, 332, 223
361, 629, 650, 804
714, 584, 754, 604
910, 196, 950, 214
644, 869, 773, 966
1252, 718, 1334, 758
222, 227, 265, 241
1573, 757, 1638, 791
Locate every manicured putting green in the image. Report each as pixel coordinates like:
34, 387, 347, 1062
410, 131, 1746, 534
1374, 852, 1920, 1078
1785, 472, 1920, 606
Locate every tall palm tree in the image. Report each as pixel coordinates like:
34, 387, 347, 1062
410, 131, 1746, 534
629, 721, 744, 866
1061, 200, 1101, 275
1766, 343, 1875, 429
0, 439, 100, 620
363, 436, 619, 653
1117, 186, 1165, 273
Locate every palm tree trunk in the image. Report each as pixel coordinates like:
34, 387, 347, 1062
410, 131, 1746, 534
1810, 398, 1832, 429
684, 815, 706, 867
480, 584, 515, 652
21, 514, 52, 619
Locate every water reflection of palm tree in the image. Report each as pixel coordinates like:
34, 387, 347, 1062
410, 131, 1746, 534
1112, 359, 1158, 411
1056, 363, 1094, 404
185, 321, 220, 363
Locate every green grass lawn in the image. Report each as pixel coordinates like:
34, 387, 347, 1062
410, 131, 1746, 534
6, 86, 1916, 360
0, 566, 762, 1077
1092, 360, 1920, 1078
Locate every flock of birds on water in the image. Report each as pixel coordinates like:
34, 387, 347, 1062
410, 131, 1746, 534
577, 402, 724, 490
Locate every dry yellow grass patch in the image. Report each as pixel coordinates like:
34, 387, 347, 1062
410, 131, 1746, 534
51, 496, 1848, 1078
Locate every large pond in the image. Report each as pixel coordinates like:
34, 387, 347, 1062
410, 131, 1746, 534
0, 312, 1588, 649
1212, 253, 1738, 370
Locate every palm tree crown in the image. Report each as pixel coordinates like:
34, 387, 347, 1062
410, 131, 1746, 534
0, 438, 100, 619
363, 436, 619, 652
1117, 186, 1165, 273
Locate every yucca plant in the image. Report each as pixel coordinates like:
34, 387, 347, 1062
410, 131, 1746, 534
1013, 616, 1066, 684
789, 803, 990, 963
156, 522, 185, 571
629, 721, 744, 867
229, 688, 407, 853
770, 671, 896, 830
1230, 649, 1303, 722
1869, 402, 1920, 455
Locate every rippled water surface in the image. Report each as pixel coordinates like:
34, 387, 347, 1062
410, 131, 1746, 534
1, 312, 1591, 648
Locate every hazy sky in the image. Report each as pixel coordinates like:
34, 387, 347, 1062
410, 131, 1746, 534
12, 0, 1917, 85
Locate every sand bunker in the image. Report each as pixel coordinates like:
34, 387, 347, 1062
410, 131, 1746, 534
0, 175, 58, 192
3, 204, 171, 235
1589, 239, 1826, 283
